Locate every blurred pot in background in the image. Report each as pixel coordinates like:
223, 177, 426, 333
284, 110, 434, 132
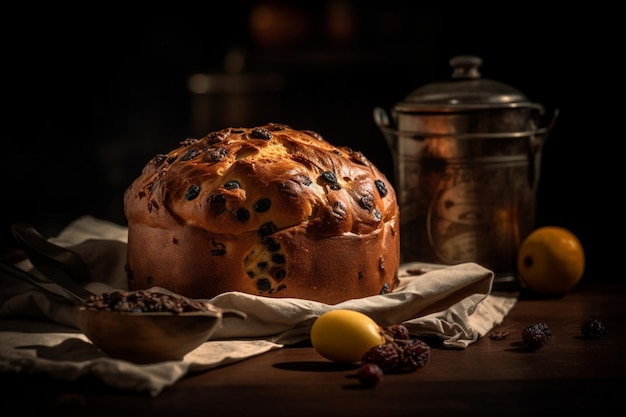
375, 55, 557, 282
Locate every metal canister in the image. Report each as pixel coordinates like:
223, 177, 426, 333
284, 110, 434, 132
374, 55, 557, 280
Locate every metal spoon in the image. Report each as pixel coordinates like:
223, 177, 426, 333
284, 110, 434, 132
1, 260, 246, 363
10, 222, 91, 283
0, 259, 93, 304
9, 222, 97, 302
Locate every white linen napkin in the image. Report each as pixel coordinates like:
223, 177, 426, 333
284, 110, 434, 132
0, 215, 517, 396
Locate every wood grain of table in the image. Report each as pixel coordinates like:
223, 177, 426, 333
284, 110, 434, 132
2, 283, 624, 417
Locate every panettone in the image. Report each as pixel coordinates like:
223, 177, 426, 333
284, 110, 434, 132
123, 123, 400, 304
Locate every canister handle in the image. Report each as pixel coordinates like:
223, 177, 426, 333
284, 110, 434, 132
527, 107, 559, 187
545, 107, 559, 136
373, 106, 390, 127
373, 107, 397, 151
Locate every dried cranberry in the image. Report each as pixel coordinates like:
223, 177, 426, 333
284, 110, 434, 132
357, 363, 384, 387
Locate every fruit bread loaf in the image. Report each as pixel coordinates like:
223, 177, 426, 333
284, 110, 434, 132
123, 123, 400, 304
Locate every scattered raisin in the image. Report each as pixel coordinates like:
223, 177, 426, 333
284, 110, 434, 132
361, 343, 400, 372
207, 130, 229, 144
180, 148, 201, 161
374, 179, 388, 197
357, 363, 384, 387
362, 339, 430, 373
253, 198, 271, 212
250, 127, 272, 140
263, 238, 281, 251
331, 201, 347, 219
224, 180, 241, 190
521, 324, 549, 350
210, 240, 226, 256
399, 339, 431, 371
235, 208, 250, 221
534, 322, 552, 340
384, 324, 410, 341
270, 267, 286, 281
180, 138, 199, 146
321, 170, 338, 184
256, 278, 272, 292
258, 222, 277, 236
153, 154, 168, 168
206, 147, 228, 162
271, 253, 286, 264
581, 319, 606, 339
185, 184, 201, 201
208, 194, 227, 214
358, 194, 374, 211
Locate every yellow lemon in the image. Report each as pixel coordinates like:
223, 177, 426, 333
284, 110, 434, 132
517, 226, 585, 296
310, 309, 386, 363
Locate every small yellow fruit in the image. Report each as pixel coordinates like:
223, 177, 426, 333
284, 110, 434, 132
310, 309, 386, 363
517, 226, 585, 296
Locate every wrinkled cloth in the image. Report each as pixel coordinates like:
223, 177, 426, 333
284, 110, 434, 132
0, 215, 517, 396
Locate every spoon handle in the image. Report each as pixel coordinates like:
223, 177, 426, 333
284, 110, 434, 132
10, 222, 90, 283
0, 260, 88, 304
10, 223, 96, 303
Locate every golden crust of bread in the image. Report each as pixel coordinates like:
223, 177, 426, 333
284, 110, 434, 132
124, 123, 400, 304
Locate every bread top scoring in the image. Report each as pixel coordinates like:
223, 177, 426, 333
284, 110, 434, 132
124, 123, 397, 237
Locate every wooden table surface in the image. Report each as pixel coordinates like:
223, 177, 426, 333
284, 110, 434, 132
2, 282, 624, 417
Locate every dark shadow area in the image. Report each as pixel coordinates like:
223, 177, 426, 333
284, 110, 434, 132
1, 3, 617, 283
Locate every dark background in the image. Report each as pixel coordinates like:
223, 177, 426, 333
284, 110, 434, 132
1, 3, 617, 283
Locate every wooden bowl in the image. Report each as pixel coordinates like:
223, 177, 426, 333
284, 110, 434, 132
74, 304, 244, 363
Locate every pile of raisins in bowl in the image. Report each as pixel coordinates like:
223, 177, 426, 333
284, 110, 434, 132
83, 290, 210, 313
357, 324, 430, 387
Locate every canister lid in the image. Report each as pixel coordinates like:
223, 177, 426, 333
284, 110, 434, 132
395, 55, 543, 113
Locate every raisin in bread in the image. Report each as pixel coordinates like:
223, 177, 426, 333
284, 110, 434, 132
123, 123, 399, 304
